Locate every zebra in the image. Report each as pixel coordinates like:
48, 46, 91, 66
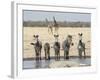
53, 34, 60, 60
30, 35, 42, 61
62, 35, 74, 59
77, 33, 86, 59
44, 42, 50, 60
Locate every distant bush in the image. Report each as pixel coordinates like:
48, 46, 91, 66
23, 21, 90, 27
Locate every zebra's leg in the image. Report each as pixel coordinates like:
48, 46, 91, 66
46, 50, 49, 60
36, 52, 39, 61
55, 50, 58, 60
48, 50, 50, 60
57, 52, 59, 60
64, 51, 66, 60
35, 50, 38, 61
40, 50, 41, 60
57, 50, 59, 60
66, 51, 69, 59
36, 53, 39, 61
58, 50, 60, 60
56, 54, 57, 60
59, 52, 60, 60
84, 49, 86, 59
56, 51, 58, 60
44, 49, 46, 60
78, 50, 82, 59
57, 54, 58, 60
55, 50, 56, 60
59, 53, 60, 60
35, 54, 37, 61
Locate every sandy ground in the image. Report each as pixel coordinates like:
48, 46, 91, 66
23, 27, 91, 58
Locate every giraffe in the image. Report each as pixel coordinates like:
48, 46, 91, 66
45, 18, 53, 34
53, 16, 59, 34
45, 17, 59, 35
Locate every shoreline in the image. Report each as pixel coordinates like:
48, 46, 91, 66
23, 56, 91, 61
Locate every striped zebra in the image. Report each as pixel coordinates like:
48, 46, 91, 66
77, 33, 86, 59
30, 35, 42, 61
62, 35, 73, 59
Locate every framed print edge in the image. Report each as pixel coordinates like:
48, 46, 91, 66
11, 1, 17, 78
11, 1, 97, 78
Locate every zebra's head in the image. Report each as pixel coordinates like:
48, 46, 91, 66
33, 35, 39, 43
78, 33, 83, 41
67, 35, 73, 46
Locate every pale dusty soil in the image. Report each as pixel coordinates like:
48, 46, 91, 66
23, 27, 91, 58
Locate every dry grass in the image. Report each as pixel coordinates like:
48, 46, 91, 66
23, 27, 91, 58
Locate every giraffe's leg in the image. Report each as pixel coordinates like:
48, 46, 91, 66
51, 27, 53, 34
48, 27, 50, 34
50, 27, 52, 34
55, 27, 57, 33
55, 27, 59, 34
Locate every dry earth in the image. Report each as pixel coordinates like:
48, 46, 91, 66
23, 27, 91, 58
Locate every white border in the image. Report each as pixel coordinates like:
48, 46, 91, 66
11, 1, 97, 78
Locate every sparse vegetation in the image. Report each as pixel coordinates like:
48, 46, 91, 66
23, 21, 90, 27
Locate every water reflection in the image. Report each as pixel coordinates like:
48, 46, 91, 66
23, 58, 91, 69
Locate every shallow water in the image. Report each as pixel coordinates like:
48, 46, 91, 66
23, 58, 91, 69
